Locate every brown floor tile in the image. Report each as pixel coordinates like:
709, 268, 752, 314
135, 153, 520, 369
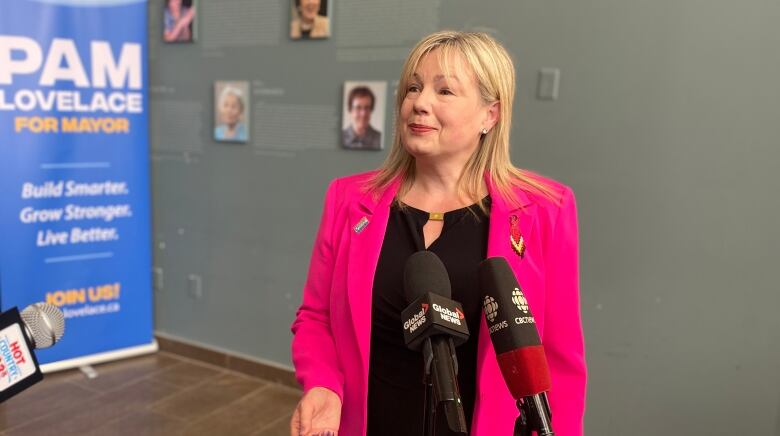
0, 351, 299, 436
69, 352, 181, 393
151, 372, 266, 421
143, 359, 223, 388
0, 375, 97, 431
83, 409, 186, 436
183, 384, 301, 435
5, 378, 178, 436
254, 414, 294, 436
41, 367, 92, 384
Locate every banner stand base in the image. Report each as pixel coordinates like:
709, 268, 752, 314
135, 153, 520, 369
40, 340, 159, 374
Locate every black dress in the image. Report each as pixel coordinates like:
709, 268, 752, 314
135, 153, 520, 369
366, 197, 490, 435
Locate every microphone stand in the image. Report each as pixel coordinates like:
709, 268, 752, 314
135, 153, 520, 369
514, 393, 554, 436
423, 339, 436, 436
421, 338, 468, 436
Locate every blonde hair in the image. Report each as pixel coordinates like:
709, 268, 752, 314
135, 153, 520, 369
367, 30, 557, 210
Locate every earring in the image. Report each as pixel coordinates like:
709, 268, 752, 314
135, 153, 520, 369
481, 128, 489, 135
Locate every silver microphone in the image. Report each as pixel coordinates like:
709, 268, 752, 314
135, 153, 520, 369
19, 303, 65, 349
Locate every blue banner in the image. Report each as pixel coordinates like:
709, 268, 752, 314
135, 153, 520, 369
0, 0, 152, 364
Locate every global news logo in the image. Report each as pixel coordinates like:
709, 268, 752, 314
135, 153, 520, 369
432, 303, 463, 326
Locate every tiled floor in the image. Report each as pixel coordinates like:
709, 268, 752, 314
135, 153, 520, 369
0, 351, 301, 436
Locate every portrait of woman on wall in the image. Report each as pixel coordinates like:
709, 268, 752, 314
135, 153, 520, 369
214, 81, 249, 143
341, 81, 387, 151
163, 0, 197, 43
290, 0, 330, 40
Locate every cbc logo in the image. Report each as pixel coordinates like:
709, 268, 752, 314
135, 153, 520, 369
511, 288, 529, 313
483, 295, 498, 322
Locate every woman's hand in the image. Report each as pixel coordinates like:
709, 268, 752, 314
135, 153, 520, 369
290, 386, 342, 436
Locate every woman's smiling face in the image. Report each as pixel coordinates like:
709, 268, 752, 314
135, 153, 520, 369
400, 49, 497, 163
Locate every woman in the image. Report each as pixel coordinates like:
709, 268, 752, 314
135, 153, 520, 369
214, 86, 247, 142
163, 0, 195, 43
291, 31, 586, 436
290, 0, 330, 40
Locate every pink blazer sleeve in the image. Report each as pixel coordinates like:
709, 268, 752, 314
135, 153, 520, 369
544, 187, 587, 435
290, 180, 345, 400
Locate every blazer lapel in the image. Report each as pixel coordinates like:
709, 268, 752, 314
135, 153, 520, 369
346, 178, 401, 368
477, 174, 538, 413
485, 174, 536, 263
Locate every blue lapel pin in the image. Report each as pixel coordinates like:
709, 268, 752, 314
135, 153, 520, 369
354, 216, 369, 234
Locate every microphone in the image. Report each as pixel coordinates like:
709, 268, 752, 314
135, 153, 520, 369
479, 257, 554, 436
1, 303, 65, 403
401, 251, 469, 435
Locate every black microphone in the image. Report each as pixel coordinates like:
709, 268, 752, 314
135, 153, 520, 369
0, 303, 65, 403
401, 251, 469, 435
479, 257, 554, 436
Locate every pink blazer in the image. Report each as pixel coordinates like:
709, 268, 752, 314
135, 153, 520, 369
291, 171, 586, 435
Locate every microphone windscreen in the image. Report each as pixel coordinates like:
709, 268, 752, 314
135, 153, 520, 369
20, 302, 65, 349
496, 345, 551, 398
404, 251, 452, 302
479, 257, 551, 397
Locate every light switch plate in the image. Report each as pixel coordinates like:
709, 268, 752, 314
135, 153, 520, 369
537, 68, 560, 100
188, 274, 203, 299
153, 267, 164, 291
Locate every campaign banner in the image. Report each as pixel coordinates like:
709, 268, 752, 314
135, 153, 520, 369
0, 0, 152, 365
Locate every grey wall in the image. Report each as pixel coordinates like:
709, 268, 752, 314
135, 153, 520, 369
149, 0, 780, 434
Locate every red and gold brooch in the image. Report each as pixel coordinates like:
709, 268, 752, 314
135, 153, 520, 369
509, 215, 525, 258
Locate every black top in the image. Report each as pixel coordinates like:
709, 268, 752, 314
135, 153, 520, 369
366, 197, 490, 436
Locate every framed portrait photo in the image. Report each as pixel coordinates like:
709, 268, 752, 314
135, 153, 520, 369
163, 0, 198, 43
341, 81, 387, 151
214, 81, 250, 143
290, 0, 331, 40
